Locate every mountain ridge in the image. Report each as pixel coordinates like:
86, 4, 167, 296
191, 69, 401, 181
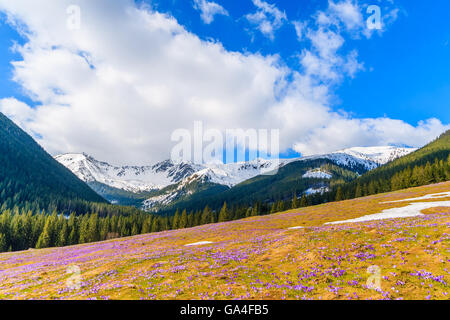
55, 146, 416, 211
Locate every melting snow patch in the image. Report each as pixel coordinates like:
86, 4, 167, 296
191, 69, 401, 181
325, 201, 450, 225
184, 241, 214, 247
382, 192, 450, 203
288, 226, 304, 230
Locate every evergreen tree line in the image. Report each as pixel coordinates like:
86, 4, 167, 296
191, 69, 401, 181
0, 189, 323, 253
330, 156, 450, 202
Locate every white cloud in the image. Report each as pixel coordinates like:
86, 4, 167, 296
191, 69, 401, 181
328, 0, 364, 31
246, 0, 287, 40
292, 20, 307, 41
193, 0, 228, 24
0, 97, 36, 128
0, 0, 447, 166
294, 118, 449, 156
296, 1, 367, 83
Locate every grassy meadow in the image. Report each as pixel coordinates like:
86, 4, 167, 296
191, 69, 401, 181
0, 182, 449, 300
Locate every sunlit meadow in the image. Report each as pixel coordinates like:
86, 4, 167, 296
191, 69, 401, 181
0, 182, 449, 300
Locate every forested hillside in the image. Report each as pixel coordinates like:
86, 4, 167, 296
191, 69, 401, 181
0, 112, 107, 213
327, 130, 450, 201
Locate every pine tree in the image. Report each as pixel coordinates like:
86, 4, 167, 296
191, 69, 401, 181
276, 200, 284, 212
87, 213, 99, 242
57, 220, 68, 247
354, 183, 362, 198
300, 194, 308, 207
335, 187, 344, 202
151, 217, 161, 233
270, 202, 277, 214
291, 194, 298, 209
36, 219, 52, 249
131, 223, 139, 236
218, 202, 229, 222
187, 211, 194, 228
0, 233, 7, 252
201, 206, 212, 225
142, 216, 153, 234
251, 202, 259, 216
79, 215, 90, 244
179, 209, 188, 229
172, 209, 180, 229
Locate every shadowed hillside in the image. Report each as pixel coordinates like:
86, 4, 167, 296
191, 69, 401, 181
0, 112, 107, 213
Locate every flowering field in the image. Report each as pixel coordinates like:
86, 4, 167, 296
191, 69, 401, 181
0, 182, 449, 300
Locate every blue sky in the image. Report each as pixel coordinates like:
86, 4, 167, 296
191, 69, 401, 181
141, 0, 450, 124
0, 0, 448, 164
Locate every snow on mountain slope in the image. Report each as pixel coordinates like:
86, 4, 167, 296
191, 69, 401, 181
55, 154, 291, 193
305, 187, 330, 195
55, 153, 202, 193
295, 146, 417, 172
55, 146, 416, 208
333, 146, 417, 166
200, 158, 294, 187
303, 169, 332, 179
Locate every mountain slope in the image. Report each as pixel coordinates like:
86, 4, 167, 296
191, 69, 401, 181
334, 130, 450, 199
153, 158, 363, 213
0, 113, 107, 212
332, 146, 417, 166
56, 146, 416, 211
143, 147, 417, 213
55, 154, 295, 207
55, 153, 293, 191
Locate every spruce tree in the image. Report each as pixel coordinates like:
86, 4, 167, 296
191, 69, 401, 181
291, 194, 298, 209
218, 202, 229, 222
300, 194, 308, 207
201, 206, 212, 225
172, 209, 180, 229
36, 219, 52, 249
179, 210, 188, 229
0, 233, 7, 252
335, 187, 344, 201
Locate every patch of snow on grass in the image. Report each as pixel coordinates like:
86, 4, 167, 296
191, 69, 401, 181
382, 192, 450, 203
325, 201, 450, 225
288, 226, 304, 230
184, 241, 214, 247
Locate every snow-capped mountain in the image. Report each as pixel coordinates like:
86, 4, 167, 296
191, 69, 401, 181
55, 154, 291, 193
332, 146, 417, 166
55, 153, 202, 193
55, 146, 416, 210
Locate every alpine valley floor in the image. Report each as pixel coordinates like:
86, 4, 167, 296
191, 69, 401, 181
0, 182, 449, 300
